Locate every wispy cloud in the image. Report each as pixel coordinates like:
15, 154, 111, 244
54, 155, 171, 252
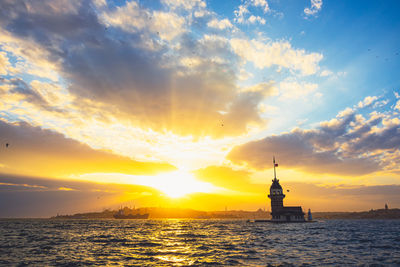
304, 0, 323, 17
0, 182, 47, 189
278, 78, 319, 99
357, 96, 378, 108
58, 187, 76, 191
230, 38, 323, 75
234, 0, 269, 24
207, 18, 233, 30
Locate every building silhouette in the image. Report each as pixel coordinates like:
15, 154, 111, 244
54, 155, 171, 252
268, 157, 305, 222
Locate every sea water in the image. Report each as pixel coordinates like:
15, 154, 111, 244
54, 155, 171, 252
0, 219, 399, 266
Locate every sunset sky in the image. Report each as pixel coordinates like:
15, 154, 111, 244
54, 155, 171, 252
1, 0, 400, 217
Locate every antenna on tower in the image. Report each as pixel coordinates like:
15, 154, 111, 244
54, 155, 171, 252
273, 156, 278, 180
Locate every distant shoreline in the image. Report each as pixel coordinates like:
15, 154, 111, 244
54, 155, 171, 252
312, 208, 400, 220
46, 207, 400, 220
1, 208, 399, 220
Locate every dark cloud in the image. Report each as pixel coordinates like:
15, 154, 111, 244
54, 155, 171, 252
0, 173, 159, 218
8, 78, 47, 105
0, 119, 175, 177
228, 110, 400, 175
348, 124, 400, 152
0, 0, 268, 138
0, 78, 65, 112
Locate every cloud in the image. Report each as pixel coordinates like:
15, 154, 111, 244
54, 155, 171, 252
234, 4, 249, 24
0, 51, 11, 75
102, 2, 186, 41
228, 102, 400, 176
252, 0, 270, 13
395, 100, 400, 111
320, 69, 333, 77
0, 119, 175, 177
357, 96, 378, 108
0, 29, 60, 81
58, 187, 76, 191
230, 38, 323, 75
278, 79, 318, 99
0, 173, 160, 217
238, 68, 254, 81
0, 0, 271, 138
0, 78, 69, 113
207, 18, 233, 30
161, 0, 207, 11
195, 165, 264, 193
248, 15, 266, 25
0, 182, 47, 190
234, 0, 269, 24
304, 0, 323, 17
280, 182, 400, 211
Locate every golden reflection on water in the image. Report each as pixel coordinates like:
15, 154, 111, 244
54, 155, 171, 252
151, 220, 196, 265
1, 219, 400, 265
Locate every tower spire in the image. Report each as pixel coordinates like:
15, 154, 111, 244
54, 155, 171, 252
273, 156, 277, 180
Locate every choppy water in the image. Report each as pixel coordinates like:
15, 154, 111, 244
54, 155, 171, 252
0, 219, 399, 266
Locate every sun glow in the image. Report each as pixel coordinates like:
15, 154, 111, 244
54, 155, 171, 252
75, 170, 216, 199
145, 170, 215, 198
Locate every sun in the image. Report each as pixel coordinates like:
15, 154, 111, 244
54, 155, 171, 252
146, 170, 215, 198
74, 170, 216, 198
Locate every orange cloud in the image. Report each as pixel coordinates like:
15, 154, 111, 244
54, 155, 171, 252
0, 119, 175, 178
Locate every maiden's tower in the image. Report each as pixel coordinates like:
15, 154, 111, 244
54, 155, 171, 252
268, 157, 305, 222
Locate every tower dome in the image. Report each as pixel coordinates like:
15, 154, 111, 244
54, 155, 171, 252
270, 179, 282, 190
